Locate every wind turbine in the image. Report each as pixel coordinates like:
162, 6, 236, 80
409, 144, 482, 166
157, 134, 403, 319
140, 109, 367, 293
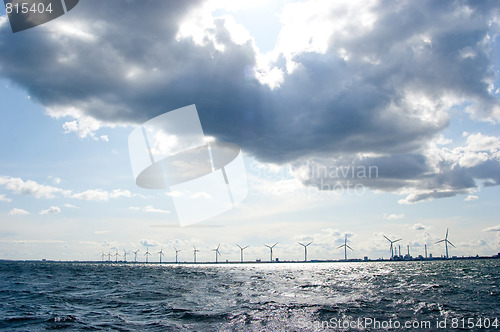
133, 249, 139, 263
114, 250, 120, 263
101, 252, 105, 262
158, 248, 164, 264
144, 247, 151, 263
265, 243, 278, 262
174, 247, 181, 263
193, 246, 200, 263
236, 244, 249, 263
123, 249, 129, 263
383, 235, 402, 259
298, 241, 313, 262
107, 251, 111, 262
337, 235, 353, 261
436, 228, 455, 259
212, 244, 221, 263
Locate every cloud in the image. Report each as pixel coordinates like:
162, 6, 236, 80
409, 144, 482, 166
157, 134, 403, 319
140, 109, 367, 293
8, 208, 30, 216
0, 176, 134, 203
0, 0, 499, 203
465, 195, 479, 201
0, 194, 11, 202
143, 205, 171, 214
71, 189, 133, 201
482, 225, 500, 232
0, 176, 68, 199
40, 206, 61, 215
297, 132, 500, 203
387, 214, 404, 220
63, 203, 78, 208
140, 239, 159, 247
413, 223, 428, 231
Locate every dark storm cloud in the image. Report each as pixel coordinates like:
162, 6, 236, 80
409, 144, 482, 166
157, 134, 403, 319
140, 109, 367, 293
0, 0, 499, 201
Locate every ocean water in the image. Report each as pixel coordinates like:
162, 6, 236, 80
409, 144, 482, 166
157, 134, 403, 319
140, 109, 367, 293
0, 260, 498, 331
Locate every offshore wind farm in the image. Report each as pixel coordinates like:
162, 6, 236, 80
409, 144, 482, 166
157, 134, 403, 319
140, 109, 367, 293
86, 231, 499, 265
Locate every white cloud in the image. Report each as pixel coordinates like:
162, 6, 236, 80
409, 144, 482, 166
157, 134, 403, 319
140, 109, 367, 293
465, 195, 479, 201
51, 177, 61, 184
143, 205, 170, 214
482, 225, 500, 232
72, 189, 133, 201
8, 208, 30, 216
387, 213, 405, 220
0, 176, 68, 199
40, 206, 61, 215
63, 203, 78, 208
140, 239, 159, 247
413, 223, 428, 231
0, 194, 11, 202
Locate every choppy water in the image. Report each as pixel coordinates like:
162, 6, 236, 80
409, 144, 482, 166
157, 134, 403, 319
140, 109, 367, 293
0, 260, 498, 331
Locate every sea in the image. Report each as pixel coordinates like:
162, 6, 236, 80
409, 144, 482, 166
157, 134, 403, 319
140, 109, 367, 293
0, 259, 498, 331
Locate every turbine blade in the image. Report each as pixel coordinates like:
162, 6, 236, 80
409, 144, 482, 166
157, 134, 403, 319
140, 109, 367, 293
393, 239, 402, 243
436, 239, 445, 244
446, 228, 449, 239
337, 245, 344, 249
346, 245, 354, 251
447, 240, 456, 248
383, 235, 391, 242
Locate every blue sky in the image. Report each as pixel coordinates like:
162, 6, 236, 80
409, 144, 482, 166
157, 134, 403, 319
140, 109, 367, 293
0, 0, 499, 262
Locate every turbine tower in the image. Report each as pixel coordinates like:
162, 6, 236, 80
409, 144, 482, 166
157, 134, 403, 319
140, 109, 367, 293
158, 248, 164, 264
213, 244, 221, 263
337, 235, 353, 261
236, 244, 249, 263
107, 251, 111, 262
193, 246, 200, 263
145, 247, 151, 263
383, 235, 402, 259
174, 247, 181, 263
436, 228, 455, 259
298, 241, 313, 262
123, 249, 129, 263
133, 249, 139, 263
114, 250, 120, 263
101, 252, 105, 262
265, 243, 278, 262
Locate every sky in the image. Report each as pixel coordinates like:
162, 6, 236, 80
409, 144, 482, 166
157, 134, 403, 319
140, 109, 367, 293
0, 0, 499, 262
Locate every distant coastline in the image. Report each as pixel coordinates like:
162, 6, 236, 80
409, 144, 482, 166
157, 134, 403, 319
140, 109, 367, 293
2, 253, 499, 265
